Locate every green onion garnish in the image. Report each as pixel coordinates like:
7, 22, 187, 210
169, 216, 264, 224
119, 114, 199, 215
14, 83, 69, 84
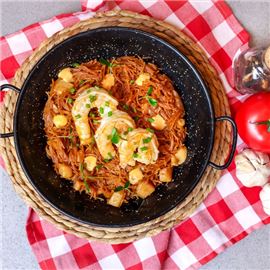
71, 63, 80, 68
114, 181, 130, 192
70, 87, 76, 94
89, 95, 97, 103
99, 58, 113, 67
146, 128, 155, 133
143, 137, 152, 143
67, 97, 74, 104
114, 186, 124, 192
147, 86, 153, 95
123, 104, 129, 110
99, 107, 104, 114
147, 97, 158, 107
111, 128, 120, 144
96, 164, 103, 170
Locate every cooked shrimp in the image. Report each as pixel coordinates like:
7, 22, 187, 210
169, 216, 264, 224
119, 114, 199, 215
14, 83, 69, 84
72, 87, 118, 145
118, 128, 159, 168
94, 110, 135, 159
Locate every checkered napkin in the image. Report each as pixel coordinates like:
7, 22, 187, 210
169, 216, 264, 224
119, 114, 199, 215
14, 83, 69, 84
1, 1, 269, 269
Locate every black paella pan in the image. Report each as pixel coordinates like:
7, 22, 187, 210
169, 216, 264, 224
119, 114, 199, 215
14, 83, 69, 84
0, 27, 237, 227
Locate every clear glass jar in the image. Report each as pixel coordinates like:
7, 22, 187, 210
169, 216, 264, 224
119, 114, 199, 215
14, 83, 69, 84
234, 46, 270, 94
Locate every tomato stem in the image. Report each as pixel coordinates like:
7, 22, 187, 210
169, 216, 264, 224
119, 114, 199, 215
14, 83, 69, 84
251, 119, 270, 132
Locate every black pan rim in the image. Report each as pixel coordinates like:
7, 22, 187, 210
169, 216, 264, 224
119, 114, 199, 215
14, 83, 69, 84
13, 26, 215, 227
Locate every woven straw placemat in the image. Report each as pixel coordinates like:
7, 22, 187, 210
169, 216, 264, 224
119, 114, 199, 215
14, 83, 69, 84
0, 10, 231, 243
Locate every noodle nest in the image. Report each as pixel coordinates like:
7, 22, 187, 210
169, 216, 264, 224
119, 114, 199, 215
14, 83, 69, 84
43, 56, 187, 207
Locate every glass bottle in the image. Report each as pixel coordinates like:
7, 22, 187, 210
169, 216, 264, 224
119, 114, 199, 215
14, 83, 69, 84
234, 46, 270, 94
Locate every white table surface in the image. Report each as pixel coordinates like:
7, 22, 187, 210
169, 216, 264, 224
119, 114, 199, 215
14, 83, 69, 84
0, 1, 269, 269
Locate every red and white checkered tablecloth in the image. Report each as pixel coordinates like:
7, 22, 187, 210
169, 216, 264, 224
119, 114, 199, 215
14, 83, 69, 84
1, 1, 269, 269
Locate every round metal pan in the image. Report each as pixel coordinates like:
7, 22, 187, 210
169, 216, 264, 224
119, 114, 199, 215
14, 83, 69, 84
0, 27, 237, 227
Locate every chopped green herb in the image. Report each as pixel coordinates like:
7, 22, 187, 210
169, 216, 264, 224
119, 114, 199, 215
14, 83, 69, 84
79, 163, 90, 193
89, 95, 97, 103
85, 103, 91, 108
114, 186, 124, 192
99, 58, 113, 67
124, 181, 130, 189
108, 111, 113, 117
128, 127, 133, 132
133, 116, 139, 121
89, 112, 95, 118
104, 152, 113, 163
123, 104, 129, 110
147, 86, 153, 95
105, 101, 110, 107
143, 137, 152, 143
115, 181, 130, 192
75, 114, 81, 119
67, 97, 74, 104
83, 179, 90, 193
107, 135, 111, 140
130, 80, 135, 84
95, 164, 103, 170
99, 107, 104, 114
79, 80, 85, 86
86, 89, 92, 93
140, 146, 148, 151
70, 87, 76, 94
94, 85, 100, 90
71, 63, 80, 68
111, 128, 120, 144
148, 118, 154, 123
93, 119, 99, 124
146, 128, 155, 133
131, 107, 137, 113
147, 97, 158, 107
133, 153, 139, 158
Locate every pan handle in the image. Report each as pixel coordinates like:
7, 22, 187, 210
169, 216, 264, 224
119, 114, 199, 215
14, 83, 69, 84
208, 116, 238, 170
0, 84, 21, 138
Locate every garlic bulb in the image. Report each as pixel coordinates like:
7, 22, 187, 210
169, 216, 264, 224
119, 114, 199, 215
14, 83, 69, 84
259, 183, 270, 215
235, 149, 270, 187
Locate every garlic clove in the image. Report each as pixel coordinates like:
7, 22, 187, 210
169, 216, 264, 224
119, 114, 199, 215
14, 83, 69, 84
259, 183, 270, 215
235, 149, 270, 187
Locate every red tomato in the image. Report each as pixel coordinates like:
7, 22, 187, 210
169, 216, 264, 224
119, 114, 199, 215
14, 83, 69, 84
235, 92, 270, 153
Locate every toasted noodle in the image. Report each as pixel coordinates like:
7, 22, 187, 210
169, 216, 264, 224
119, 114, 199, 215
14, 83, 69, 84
43, 56, 186, 205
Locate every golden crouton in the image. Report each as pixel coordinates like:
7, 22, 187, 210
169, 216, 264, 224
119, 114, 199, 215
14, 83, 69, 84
129, 168, 143, 184
108, 190, 125, 207
136, 181, 155, 199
